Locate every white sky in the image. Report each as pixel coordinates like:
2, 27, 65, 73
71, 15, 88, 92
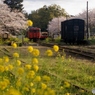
22, 0, 95, 15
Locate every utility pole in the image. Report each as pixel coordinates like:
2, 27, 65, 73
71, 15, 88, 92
87, 1, 88, 39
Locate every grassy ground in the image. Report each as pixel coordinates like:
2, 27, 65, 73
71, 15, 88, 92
0, 45, 95, 95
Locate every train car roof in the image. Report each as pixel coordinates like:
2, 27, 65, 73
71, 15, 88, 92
62, 18, 85, 23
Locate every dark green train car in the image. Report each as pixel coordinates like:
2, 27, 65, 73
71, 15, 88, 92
61, 18, 85, 44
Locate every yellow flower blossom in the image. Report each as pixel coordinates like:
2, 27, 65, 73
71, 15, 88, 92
30, 82, 34, 87
5, 88, 22, 95
33, 65, 39, 72
3, 78, 10, 85
17, 67, 24, 75
0, 81, 7, 90
11, 42, 17, 48
27, 46, 33, 53
32, 58, 38, 64
0, 79, 9, 90
16, 60, 21, 66
25, 64, 31, 70
27, 20, 33, 26
34, 76, 41, 82
32, 49, 40, 56
0, 65, 5, 72
23, 86, 30, 91
13, 52, 19, 58
46, 49, 53, 56
41, 83, 47, 89
53, 45, 59, 52
27, 70, 35, 79
42, 75, 50, 82
47, 88, 55, 95
31, 88, 36, 93
60, 86, 63, 89
16, 80, 21, 87
8, 64, 14, 70
3, 56, 9, 63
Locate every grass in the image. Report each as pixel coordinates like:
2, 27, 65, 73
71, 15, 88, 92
0, 45, 95, 95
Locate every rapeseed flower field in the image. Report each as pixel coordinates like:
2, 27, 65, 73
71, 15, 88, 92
0, 42, 94, 95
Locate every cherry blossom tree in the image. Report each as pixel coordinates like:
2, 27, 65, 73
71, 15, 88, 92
0, 3, 27, 35
77, 8, 95, 35
47, 16, 66, 37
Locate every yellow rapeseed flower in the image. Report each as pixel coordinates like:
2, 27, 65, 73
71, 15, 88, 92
17, 67, 24, 75
16, 80, 21, 87
32, 49, 40, 57
27, 70, 35, 79
41, 83, 47, 89
30, 82, 34, 87
33, 65, 39, 72
47, 89, 55, 95
27, 20, 33, 26
32, 58, 38, 64
3, 78, 10, 85
3, 56, 9, 63
53, 45, 59, 52
8, 64, 14, 70
31, 88, 36, 93
16, 60, 21, 66
13, 52, 19, 58
25, 64, 31, 70
23, 86, 29, 92
11, 42, 17, 48
27, 46, 33, 53
5, 88, 22, 95
46, 49, 53, 56
0, 81, 7, 90
34, 76, 41, 82
0, 65, 5, 73
42, 75, 50, 82
0, 79, 9, 90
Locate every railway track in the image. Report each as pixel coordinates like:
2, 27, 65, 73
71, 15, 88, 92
0, 46, 93, 94
60, 46, 95, 60
39, 42, 95, 60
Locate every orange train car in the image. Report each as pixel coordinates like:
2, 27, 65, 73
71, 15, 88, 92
26, 27, 48, 41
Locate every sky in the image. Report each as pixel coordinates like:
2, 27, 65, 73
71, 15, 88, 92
22, 0, 95, 15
